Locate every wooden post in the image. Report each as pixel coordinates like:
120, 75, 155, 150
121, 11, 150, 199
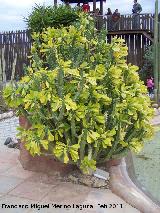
54, 0, 57, 6
154, 0, 159, 103
93, 0, 96, 13
100, 0, 103, 15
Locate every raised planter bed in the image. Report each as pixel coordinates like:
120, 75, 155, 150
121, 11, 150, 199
19, 116, 76, 176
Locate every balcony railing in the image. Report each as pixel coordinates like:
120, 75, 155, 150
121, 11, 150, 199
93, 13, 155, 32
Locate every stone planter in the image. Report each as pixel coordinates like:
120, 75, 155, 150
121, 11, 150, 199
19, 116, 76, 176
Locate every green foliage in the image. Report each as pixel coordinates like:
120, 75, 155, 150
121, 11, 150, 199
139, 45, 153, 82
25, 4, 80, 33
3, 15, 154, 174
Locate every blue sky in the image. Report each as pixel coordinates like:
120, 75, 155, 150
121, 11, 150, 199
0, 0, 157, 32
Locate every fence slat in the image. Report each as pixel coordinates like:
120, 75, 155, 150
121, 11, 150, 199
0, 13, 154, 81
0, 30, 31, 81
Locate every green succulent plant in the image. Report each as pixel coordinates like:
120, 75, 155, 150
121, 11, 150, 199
3, 15, 154, 174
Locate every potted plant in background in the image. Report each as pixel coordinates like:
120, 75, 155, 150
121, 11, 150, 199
3, 8, 154, 175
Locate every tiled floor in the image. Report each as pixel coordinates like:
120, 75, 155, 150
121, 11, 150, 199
0, 147, 140, 213
0, 175, 24, 194
0, 116, 140, 212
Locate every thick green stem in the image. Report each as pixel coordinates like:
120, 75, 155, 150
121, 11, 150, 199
74, 61, 85, 101
64, 131, 70, 146
80, 129, 87, 161
106, 122, 121, 160
57, 67, 65, 122
93, 141, 100, 160
71, 113, 76, 143
107, 98, 117, 130
88, 144, 93, 160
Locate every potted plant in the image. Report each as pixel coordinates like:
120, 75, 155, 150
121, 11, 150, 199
3, 14, 154, 175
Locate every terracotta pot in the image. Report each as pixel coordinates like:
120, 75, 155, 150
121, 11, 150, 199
18, 116, 76, 176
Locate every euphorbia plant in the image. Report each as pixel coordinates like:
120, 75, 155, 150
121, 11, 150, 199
3, 15, 154, 174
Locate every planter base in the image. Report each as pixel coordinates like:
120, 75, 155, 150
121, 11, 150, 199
19, 116, 76, 176
19, 143, 76, 176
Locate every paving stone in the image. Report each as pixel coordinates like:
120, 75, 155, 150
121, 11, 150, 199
0, 146, 19, 153
83, 188, 126, 205
42, 182, 90, 203
0, 162, 13, 173
0, 116, 145, 212
26, 173, 61, 185
0, 175, 24, 194
2, 164, 36, 179
0, 151, 19, 164
81, 189, 139, 213
9, 181, 55, 201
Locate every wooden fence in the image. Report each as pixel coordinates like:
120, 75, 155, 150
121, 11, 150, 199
107, 33, 152, 68
0, 30, 31, 81
0, 14, 154, 80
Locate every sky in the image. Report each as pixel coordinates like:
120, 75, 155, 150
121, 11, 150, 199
0, 0, 157, 32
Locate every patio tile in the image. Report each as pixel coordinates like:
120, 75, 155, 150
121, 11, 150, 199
0, 194, 35, 213
81, 189, 139, 213
0, 162, 13, 173
83, 188, 126, 203
9, 181, 55, 201
0, 151, 19, 164
42, 182, 90, 203
0, 175, 24, 194
26, 173, 61, 185
2, 164, 36, 179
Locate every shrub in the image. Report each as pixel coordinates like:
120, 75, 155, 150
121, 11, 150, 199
3, 15, 154, 174
25, 4, 80, 33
